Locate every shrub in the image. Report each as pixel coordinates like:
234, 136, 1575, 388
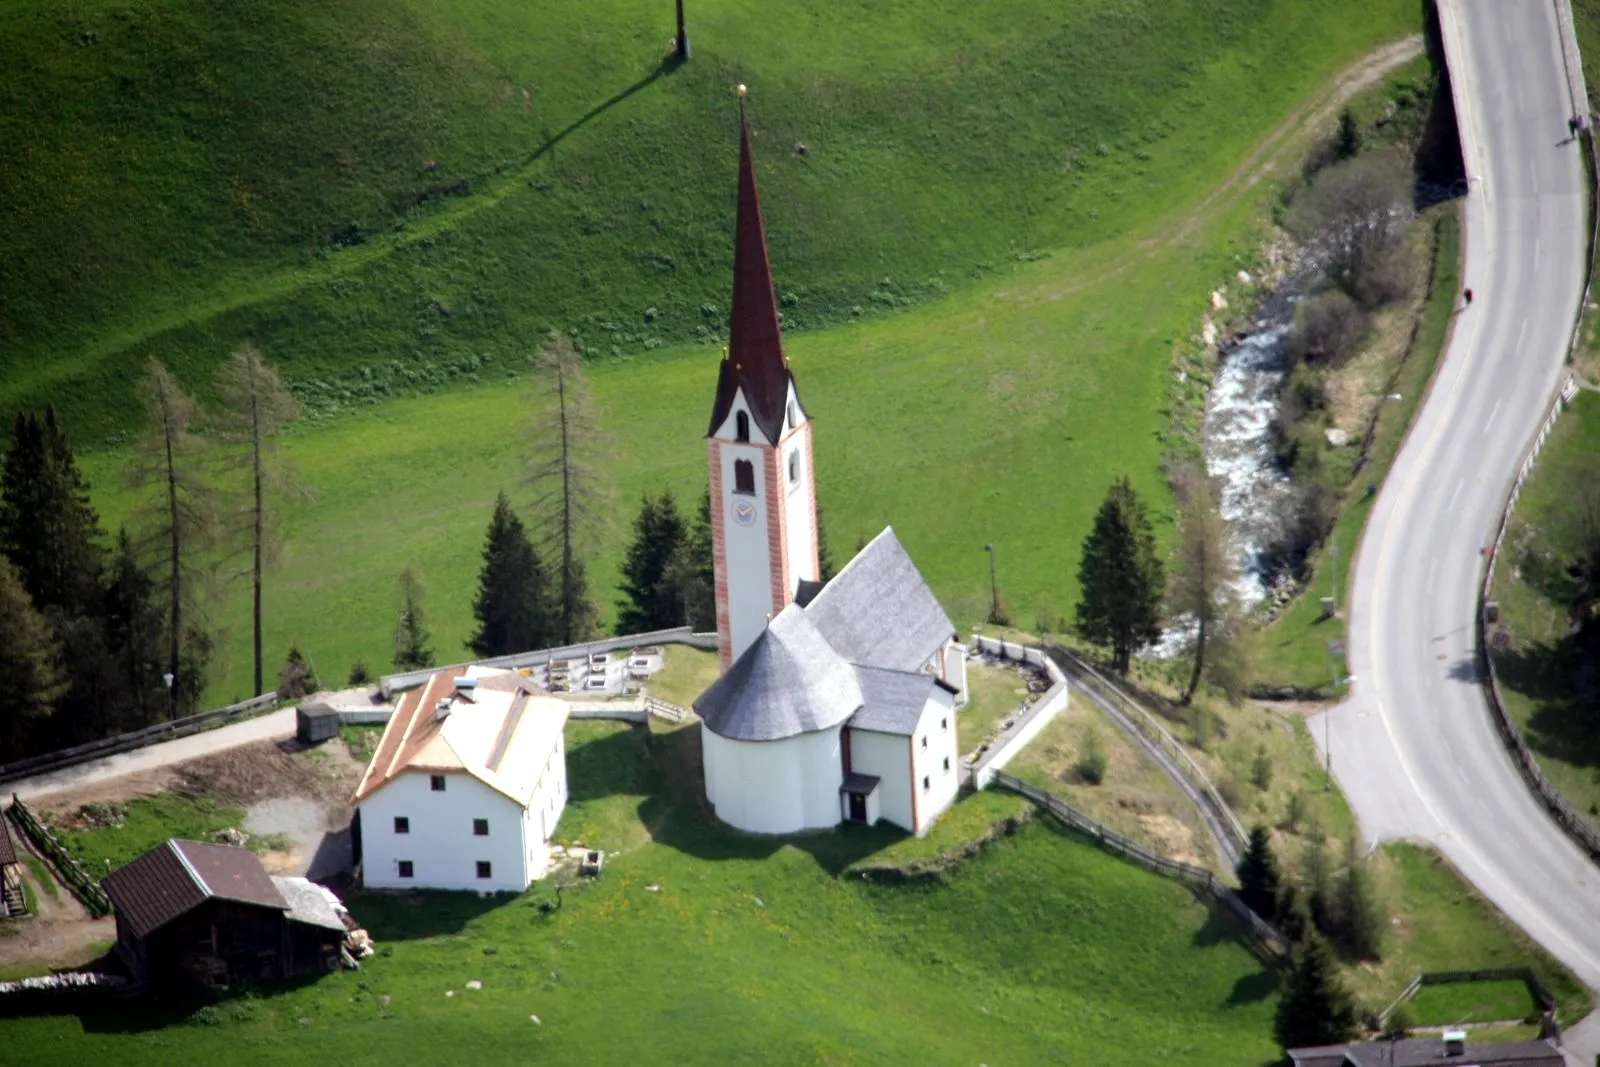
1290, 290, 1370, 368
1283, 789, 1309, 834
347, 658, 373, 686
1251, 744, 1274, 791
1076, 727, 1108, 785
1288, 150, 1412, 308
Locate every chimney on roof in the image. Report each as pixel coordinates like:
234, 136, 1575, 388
1442, 1030, 1466, 1057
436, 698, 452, 722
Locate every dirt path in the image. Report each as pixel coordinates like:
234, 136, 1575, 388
0, 829, 114, 976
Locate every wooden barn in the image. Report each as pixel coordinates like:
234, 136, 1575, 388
101, 839, 346, 989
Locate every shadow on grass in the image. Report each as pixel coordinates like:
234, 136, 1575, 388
344, 885, 510, 941
1494, 627, 1600, 770
71, 973, 330, 1035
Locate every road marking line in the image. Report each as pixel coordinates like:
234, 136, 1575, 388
1484, 397, 1502, 432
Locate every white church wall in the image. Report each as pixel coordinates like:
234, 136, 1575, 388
361, 772, 531, 892
779, 428, 817, 589
908, 687, 960, 834
702, 724, 843, 834
942, 642, 969, 706
716, 432, 776, 664
849, 729, 914, 831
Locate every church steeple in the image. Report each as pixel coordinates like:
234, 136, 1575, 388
707, 98, 801, 445
704, 91, 821, 671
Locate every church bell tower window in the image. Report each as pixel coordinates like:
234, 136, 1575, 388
733, 459, 756, 495
735, 411, 750, 442
788, 450, 800, 484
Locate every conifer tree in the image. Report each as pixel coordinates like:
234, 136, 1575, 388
102, 528, 167, 731
616, 490, 688, 634
1336, 835, 1385, 960
394, 567, 435, 670
528, 332, 605, 644
1075, 476, 1164, 672
126, 362, 218, 718
668, 488, 716, 632
468, 492, 555, 658
277, 643, 321, 699
0, 556, 65, 756
0, 406, 103, 616
213, 344, 305, 698
1274, 933, 1357, 1050
816, 502, 837, 582
1235, 825, 1282, 921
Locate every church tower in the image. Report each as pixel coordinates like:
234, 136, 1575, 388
706, 98, 820, 670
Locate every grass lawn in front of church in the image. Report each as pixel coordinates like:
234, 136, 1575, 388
0, 720, 1288, 1066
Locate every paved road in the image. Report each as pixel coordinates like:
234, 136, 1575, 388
1313, 0, 1600, 1045
6, 709, 297, 803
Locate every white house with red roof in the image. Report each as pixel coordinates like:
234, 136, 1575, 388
353, 666, 569, 892
693, 104, 966, 837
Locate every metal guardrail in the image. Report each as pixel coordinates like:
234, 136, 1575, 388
0, 692, 279, 788
991, 771, 1291, 965
379, 626, 719, 698
1045, 645, 1249, 851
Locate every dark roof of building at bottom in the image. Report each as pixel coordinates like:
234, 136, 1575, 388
1290, 1038, 1564, 1067
102, 839, 289, 939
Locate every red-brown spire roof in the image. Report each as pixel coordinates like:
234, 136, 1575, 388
707, 101, 802, 444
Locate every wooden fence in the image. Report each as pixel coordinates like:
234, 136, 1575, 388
0, 692, 279, 789
990, 771, 1291, 966
6, 796, 111, 917
1045, 645, 1248, 853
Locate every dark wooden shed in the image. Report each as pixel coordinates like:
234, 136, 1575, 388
102, 839, 344, 989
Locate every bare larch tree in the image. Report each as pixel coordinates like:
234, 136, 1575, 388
1167, 466, 1237, 706
527, 332, 605, 643
213, 344, 304, 696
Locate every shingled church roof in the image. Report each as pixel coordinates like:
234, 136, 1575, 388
706, 103, 804, 445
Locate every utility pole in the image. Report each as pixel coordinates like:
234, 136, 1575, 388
674, 0, 690, 61
984, 544, 999, 624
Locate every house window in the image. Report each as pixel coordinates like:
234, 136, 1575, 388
944, 757, 951, 772
788, 450, 800, 484
430, 775, 446, 792
922, 776, 930, 791
735, 411, 750, 442
476, 861, 492, 879
941, 717, 948, 732
393, 817, 410, 834
397, 860, 414, 879
733, 459, 755, 495
473, 818, 489, 836
920, 735, 927, 750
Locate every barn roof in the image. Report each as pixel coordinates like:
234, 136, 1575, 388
695, 604, 863, 741
804, 527, 955, 673
848, 666, 937, 736
102, 840, 288, 939
271, 876, 347, 933
353, 665, 569, 806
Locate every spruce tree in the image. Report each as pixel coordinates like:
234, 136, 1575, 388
277, 643, 321, 699
816, 502, 837, 582
394, 567, 435, 670
0, 407, 103, 616
102, 527, 168, 731
1235, 825, 1282, 921
1075, 476, 1164, 672
468, 492, 555, 658
1274, 933, 1357, 1050
0, 556, 66, 757
616, 491, 688, 634
681, 489, 716, 630
1336, 835, 1385, 960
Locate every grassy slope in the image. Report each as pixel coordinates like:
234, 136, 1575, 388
1249, 208, 1462, 692
48, 794, 247, 872
0, 725, 1287, 1066
1490, 391, 1600, 828
3, 0, 1415, 445
74, 24, 1429, 704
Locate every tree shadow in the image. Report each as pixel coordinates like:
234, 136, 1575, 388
1226, 967, 1282, 1007
1495, 628, 1600, 770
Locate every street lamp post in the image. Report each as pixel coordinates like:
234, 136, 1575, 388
1329, 543, 1339, 615
983, 544, 999, 624
674, 0, 690, 61
1324, 640, 1344, 792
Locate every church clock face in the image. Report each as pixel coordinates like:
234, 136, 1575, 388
732, 500, 756, 526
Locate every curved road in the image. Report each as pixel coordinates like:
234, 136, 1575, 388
1317, 0, 1600, 1031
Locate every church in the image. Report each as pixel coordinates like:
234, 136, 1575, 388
693, 101, 967, 837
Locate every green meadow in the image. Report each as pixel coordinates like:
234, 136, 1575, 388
0, 722, 1288, 1066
